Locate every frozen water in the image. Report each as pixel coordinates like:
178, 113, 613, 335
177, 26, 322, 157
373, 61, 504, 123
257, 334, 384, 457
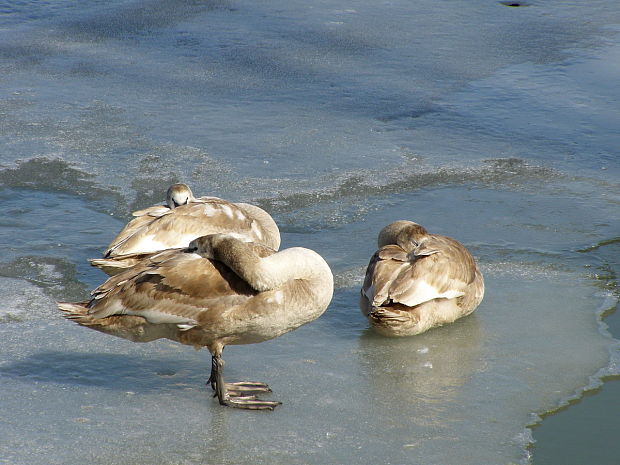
0, 266, 614, 465
0, 1, 619, 464
0, 278, 58, 323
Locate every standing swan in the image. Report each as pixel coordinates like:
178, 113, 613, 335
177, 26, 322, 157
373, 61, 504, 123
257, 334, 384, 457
90, 183, 280, 275
360, 220, 484, 337
59, 234, 333, 410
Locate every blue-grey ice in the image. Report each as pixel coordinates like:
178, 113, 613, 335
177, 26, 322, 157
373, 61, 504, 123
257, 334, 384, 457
1, 1, 619, 464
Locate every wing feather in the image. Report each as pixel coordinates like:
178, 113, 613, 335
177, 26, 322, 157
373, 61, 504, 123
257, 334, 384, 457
89, 245, 274, 327
363, 235, 478, 308
104, 200, 276, 257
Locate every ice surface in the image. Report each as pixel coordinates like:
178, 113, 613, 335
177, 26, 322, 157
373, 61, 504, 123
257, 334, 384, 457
0, 278, 58, 323
0, 1, 619, 464
1, 1, 618, 197
0, 182, 617, 465
0, 268, 613, 465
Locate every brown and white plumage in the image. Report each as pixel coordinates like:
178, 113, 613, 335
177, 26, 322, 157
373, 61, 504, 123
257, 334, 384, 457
360, 220, 484, 337
60, 234, 334, 410
90, 183, 281, 275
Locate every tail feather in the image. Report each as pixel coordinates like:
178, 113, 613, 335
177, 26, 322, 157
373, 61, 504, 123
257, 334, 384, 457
57, 301, 97, 325
57, 301, 178, 343
57, 301, 89, 315
368, 307, 410, 325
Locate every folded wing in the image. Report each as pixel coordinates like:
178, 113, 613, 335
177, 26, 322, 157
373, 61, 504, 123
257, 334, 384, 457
363, 236, 477, 309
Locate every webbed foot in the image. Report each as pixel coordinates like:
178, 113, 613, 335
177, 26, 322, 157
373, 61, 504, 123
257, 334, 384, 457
209, 355, 281, 410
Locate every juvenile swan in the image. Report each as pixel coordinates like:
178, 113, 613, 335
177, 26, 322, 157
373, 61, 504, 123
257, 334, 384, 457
60, 234, 333, 410
90, 183, 280, 275
360, 220, 484, 337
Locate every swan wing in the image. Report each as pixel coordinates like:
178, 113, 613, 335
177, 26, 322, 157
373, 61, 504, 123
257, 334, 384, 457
362, 245, 409, 306
88, 250, 259, 327
131, 205, 171, 218
105, 200, 273, 257
365, 236, 477, 308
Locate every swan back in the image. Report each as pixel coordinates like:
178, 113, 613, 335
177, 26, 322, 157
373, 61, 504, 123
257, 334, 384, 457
234, 202, 281, 250
99, 184, 281, 261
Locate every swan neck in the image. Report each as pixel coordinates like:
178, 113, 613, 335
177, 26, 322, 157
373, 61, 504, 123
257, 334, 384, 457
212, 239, 330, 292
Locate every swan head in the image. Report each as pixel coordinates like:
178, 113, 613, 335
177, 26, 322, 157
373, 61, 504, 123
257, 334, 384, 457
166, 183, 195, 208
188, 234, 219, 259
188, 233, 253, 260
377, 220, 429, 253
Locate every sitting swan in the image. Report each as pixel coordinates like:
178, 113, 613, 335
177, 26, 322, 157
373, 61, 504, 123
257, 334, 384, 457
60, 234, 333, 410
360, 220, 484, 337
90, 183, 280, 275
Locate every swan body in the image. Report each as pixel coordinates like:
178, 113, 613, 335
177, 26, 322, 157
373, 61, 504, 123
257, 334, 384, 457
360, 220, 484, 337
60, 234, 333, 409
90, 184, 280, 275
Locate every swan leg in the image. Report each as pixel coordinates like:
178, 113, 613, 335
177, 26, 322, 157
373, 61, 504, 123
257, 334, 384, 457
211, 355, 281, 410
207, 356, 272, 395
206, 355, 218, 390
